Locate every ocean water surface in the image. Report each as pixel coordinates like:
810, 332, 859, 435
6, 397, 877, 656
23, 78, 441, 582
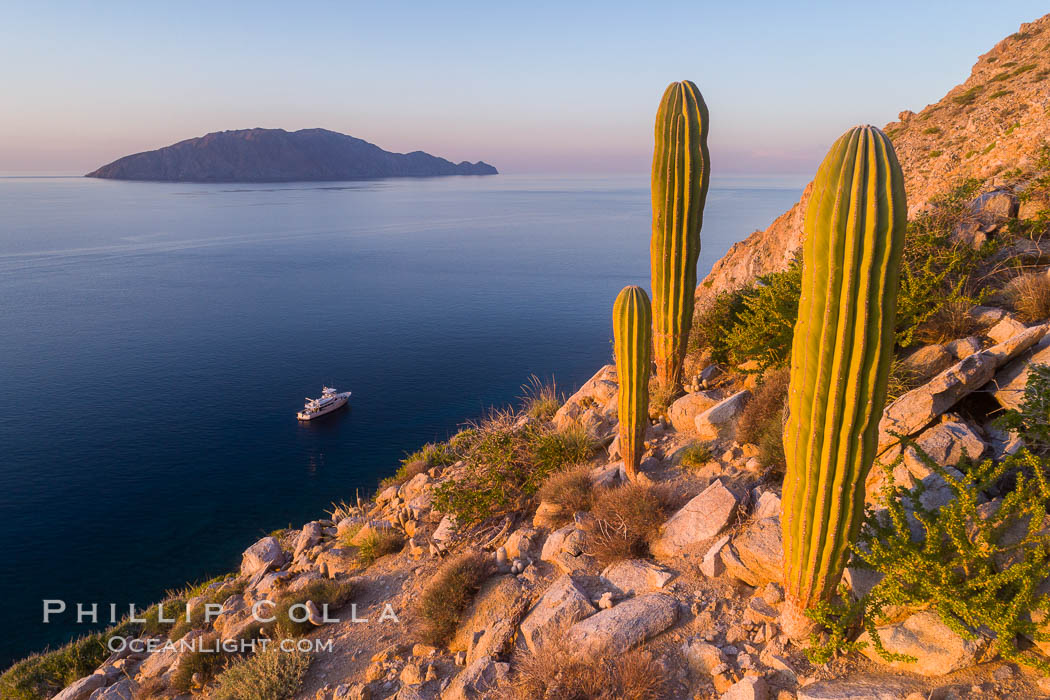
0, 174, 802, 666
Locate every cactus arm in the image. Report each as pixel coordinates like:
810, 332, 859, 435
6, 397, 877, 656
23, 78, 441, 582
613, 285, 652, 481
650, 80, 710, 391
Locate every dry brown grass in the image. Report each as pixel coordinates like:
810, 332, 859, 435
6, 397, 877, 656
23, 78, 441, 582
585, 482, 676, 566
536, 465, 594, 525
417, 551, 494, 646
647, 375, 679, 419
737, 367, 789, 472
508, 639, 671, 699
133, 677, 170, 700
1008, 272, 1050, 323
358, 527, 404, 566
915, 299, 977, 344
521, 374, 562, 421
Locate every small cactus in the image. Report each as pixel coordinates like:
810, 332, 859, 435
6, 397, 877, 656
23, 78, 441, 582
613, 285, 652, 481
780, 125, 907, 638
650, 80, 711, 392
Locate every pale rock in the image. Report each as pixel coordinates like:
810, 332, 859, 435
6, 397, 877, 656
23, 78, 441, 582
701, 535, 731, 578
797, 677, 921, 700
668, 390, 723, 434
501, 527, 537, 560
400, 662, 425, 686
967, 305, 1006, 329
988, 315, 1027, 344
900, 344, 954, 381
332, 683, 370, 700
336, 517, 364, 538
725, 517, 783, 586
349, 521, 393, 547
440, 658, 509, 700
519, 574, 595, 653
971, 189, 1019, 225
945, 336, 981, 360
695, 390, 752, 441
552, 365, 619, 439
532, 501, 566, 529
601, 559, 675, 595
432, 515, 457, 543
376, 485, 399, 504
451, 575, 527, 656
878, 324, 1047, 451
240, 536, 288, 577
564, 592, 678, 657
993, 334, 1050, 411
52, 674, 106, 700
597, 591, 614, 609
89, 679, 136, 700
856, 610, 983, 676
400, 472, 430, 502
682, 638, 724, 674
589, 461, 625, 488
903, 420, 985, 477
315, 547, 357, 576
294, 522, 324, 558
651, 479, 738, 558
753, 490, 782, 520
721, 677, 769, 700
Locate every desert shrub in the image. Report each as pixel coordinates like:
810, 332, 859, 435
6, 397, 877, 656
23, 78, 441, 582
807, 445, 1050, 672
720, 261, 802, 372
677, 442, 714, 470
895, 180, 991, 347
210, 647, 311, 700
381, 441, 457, 489
1007, 273, 1050, 323
170, 633, 239, 693
647, 374, 679, 417
952, 85, 983, 105
536, 466, 595, 525
271, 579, 355, 638
433, 416, 597, 525
737, 367, 790, 471
357, 528, 404, 566
885, 356, 922, 405
997, 363, 1050, 454
586, 483, 675, 565
417, 552, 493, 646
0, 621, 137, 700
521, 374, 562, 421
508, 640, 670, 699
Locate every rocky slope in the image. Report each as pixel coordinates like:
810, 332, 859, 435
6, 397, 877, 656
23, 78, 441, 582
699, 14, 1050, 303
85, 129, 498, 182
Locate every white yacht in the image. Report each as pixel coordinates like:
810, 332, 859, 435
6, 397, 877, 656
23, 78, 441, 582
297, 386, 351, 421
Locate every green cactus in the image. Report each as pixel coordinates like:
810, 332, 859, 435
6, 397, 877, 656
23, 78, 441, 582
650, 80, 711, 391
613, 285, 652, 481
780, 125, 907, 638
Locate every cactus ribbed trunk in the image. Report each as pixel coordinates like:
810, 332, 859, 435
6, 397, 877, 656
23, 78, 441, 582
650, 80, 711, 392
780, 125, 907, 639
613, 285, 652, 481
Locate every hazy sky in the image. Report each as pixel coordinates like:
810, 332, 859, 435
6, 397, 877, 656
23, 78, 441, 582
2, 1, 1047, 175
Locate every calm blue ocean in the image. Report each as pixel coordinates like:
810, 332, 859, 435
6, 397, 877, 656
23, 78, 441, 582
0, 174, 802, 667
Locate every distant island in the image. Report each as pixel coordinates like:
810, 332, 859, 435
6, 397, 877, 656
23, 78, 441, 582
85, 128, 498, 182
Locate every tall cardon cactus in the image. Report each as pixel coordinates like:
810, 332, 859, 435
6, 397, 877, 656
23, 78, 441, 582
780, 125, 907, 638
613, 285, 652, 481
651, 80, 711, 392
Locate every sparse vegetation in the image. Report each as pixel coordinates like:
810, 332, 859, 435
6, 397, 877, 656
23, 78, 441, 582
508, 640, 671, 699
952, 85, 983, 106
171, 632, 238, 693
586, 482, 676, 565
929, 150, 943, 158
417, 552, 493, 646
736, 367, 790, 472
677, 442, 714, 470
997, 363, 1050, 454
433, 414, 597, 525
168, 578, 245, 642
381, 440, 458, 489
210, 647, 312, 700
520, 374, 562, 421
923, 126, 942, 135
536, 465, 595, 525
357, 527, 404, 566
271, 579, 355, 638
1006, 272, 1050, 323
0, 631, 119, 700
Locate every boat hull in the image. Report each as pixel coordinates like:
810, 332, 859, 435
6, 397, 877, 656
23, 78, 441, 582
297, 393, 350, 420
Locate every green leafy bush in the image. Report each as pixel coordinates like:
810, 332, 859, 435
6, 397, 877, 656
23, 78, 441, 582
433, 416, 596, 525
997, 363, 1050, 453
736, 367, 790, 471
822, 448, 1050, 672
677, 442, 714, 470
357, 528, 404, 566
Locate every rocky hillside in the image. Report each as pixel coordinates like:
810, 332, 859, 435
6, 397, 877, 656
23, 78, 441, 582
699, 14, 1050, 302
85, 129, 498, 183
